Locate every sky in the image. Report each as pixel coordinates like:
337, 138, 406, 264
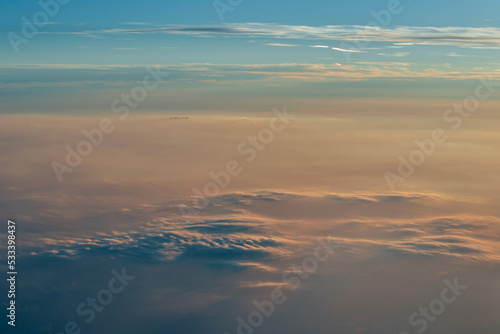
1, 1, 500, 334
1, 0, 500, 113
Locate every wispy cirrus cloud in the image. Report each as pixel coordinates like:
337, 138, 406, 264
331, 46, 365, 53
265, 43, 300, 47
44, 23, 500, 47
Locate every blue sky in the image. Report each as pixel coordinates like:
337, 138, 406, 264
1, 0, 500, 114
2, 0, 500, 65
2, 0, 500, 27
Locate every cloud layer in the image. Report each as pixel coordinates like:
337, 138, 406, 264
50, 23, 500, 47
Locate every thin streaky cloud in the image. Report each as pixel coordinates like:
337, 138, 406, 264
42, 23, 500, 47
265, 43, 300, 47
331, 47, 365, 53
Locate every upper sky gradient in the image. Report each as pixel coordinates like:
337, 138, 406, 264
2, 0, 500, 114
